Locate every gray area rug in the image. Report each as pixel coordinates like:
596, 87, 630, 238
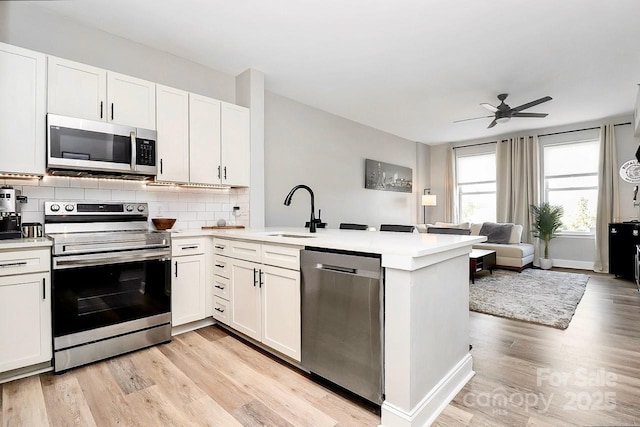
469, 269, 589, 329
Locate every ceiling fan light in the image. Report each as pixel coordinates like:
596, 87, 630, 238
495, 116, 511, 124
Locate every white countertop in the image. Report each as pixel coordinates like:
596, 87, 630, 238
0, 237, 52, 250
172, 227, 486, 261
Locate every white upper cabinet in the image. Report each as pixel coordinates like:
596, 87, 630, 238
189, 94, 222, 185
0, 42, 46, 175
47, 56, 107, 121
156, 84, 189, 183
107, 71, 156, 129
47, 56, 156, 129
221, 102, 251, 187
188, 96, 250, 187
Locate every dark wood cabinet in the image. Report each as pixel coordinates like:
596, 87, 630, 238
609, 222, 640, 279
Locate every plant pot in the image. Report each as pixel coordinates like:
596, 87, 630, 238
540, 258, 553, 270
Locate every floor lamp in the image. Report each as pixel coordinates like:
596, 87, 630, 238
422, 189, 437, 223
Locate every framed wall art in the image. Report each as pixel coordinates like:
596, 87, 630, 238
364, 159, 412, 193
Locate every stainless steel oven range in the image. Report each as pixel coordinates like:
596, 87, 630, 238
45, 201, 171, 372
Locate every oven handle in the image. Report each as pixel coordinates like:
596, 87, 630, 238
53, 249, 170, 269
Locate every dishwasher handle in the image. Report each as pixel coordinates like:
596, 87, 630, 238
315, 263, 380, 279
318, 264, 357, 275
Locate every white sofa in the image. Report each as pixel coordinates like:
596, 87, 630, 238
420, 222, 534, 272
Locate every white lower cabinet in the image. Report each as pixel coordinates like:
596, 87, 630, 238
171, 238, 206, 327
214, 238, 301, 361
260, 265, 301, 359
0, 248, 52, 374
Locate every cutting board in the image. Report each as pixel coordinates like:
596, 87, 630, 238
201, 225, 245, 229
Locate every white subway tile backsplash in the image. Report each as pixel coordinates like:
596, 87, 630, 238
187, 203, 206, 212
157, 192, 180, 202
181, 212, 198, 221
40, 176, 70, 187
196, 211, 215, 221
73, 179, 99, 189
9, 177, 244, 230
21, 211, 45, 224
178, 192, 199, 202
21, 186, 55, 199
98, 180, 123, 190
136, 191, 157, 201
54, 187, 85, 200
187, 221, 206, 229
111, 190, 136, 202
5, 178, 39, 187
83, 189, 112, 201
171, 202, 187, 212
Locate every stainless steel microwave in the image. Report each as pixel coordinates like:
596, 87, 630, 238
47, 114, 157, 179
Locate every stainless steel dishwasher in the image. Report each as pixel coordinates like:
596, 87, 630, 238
300, 248, 384, 404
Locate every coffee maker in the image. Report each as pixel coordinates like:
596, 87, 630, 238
0, 186, 26, 239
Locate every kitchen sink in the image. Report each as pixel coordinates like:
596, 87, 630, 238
267, 233, 315, 238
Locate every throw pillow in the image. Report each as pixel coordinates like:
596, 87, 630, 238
509, 224, 523, 244
479, 222, 514, 244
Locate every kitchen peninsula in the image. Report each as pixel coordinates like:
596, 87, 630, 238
176, 227, 486, 427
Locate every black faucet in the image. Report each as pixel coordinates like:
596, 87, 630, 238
284, 185, 317, 233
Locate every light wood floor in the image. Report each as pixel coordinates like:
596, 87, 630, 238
2, 270, 639, 426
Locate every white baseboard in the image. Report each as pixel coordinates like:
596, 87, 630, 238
381, 354, 474, 427
552, 259, 594, 270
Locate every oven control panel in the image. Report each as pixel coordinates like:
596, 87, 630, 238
45, 202, 147, 216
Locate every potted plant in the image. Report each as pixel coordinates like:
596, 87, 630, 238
530, 202, 564, 270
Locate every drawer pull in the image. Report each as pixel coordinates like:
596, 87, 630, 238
214, 307, 225, 313
181, 245, 199, 250
214, 284, 225, 290
0, 261, 28, 268
215, 263, 225, 268
214, 245, 226, 250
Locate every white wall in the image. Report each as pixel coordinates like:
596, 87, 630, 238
265, 91, 419, 229
429, 115, 637, 270
0, 2, 235, 101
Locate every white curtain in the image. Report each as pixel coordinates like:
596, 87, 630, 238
496, 136, 539, 244
444, 146, 455, 222
593, 124, 619, 273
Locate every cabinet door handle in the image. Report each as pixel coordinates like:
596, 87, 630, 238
175, 261, 178, 277
160, 158, 163, 174
215, 263, 225, 268
42, 278, 46, 300
181, 245, 199, 250
214, 307, 225, 313
217, 165, 221, 179
253, 268, 257, 287
259, 270, 264, 288
214, 245, 225, 250
100, 101, 103, 119
214, 284, 225, 290
224, 166, 227, 180
111, 103, 114, 120
0, 261, 27, 268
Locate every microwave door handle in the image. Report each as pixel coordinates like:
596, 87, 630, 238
130, 131, 137, 172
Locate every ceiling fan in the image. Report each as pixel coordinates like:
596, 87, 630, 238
454, 93, 553, 129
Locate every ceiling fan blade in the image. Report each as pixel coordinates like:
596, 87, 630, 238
512, 96, 552, 112
487, 119, 498, 129
511, 112, 548, 118
480, 103, 498, 112
453, 115, 493, 123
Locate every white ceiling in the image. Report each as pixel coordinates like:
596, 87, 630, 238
32, 0, 640, 144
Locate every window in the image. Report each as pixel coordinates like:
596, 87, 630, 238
456, 151, 496, 223
542, 139, 599, 233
